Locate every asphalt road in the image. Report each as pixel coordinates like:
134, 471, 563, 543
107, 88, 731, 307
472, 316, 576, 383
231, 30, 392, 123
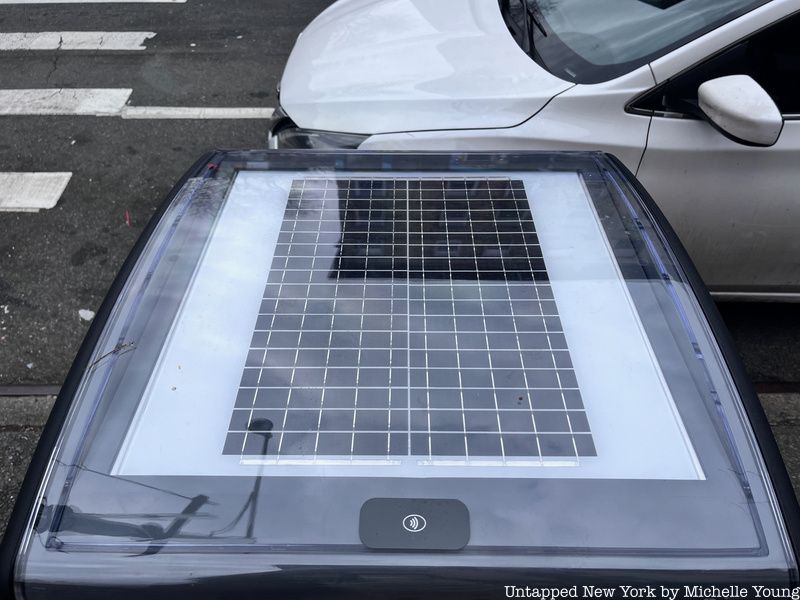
0, 0, 798, 549
0, 0, 334, 386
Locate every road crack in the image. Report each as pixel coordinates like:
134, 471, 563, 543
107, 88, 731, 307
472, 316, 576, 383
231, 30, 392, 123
45, 35, 64, 84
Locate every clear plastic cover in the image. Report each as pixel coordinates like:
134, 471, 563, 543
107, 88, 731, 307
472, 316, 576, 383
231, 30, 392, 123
8, 152, 797, 597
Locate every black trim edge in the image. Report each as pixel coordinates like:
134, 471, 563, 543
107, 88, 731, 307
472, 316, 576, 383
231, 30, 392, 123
604, 154, 800, 575
0, 151, 222, 599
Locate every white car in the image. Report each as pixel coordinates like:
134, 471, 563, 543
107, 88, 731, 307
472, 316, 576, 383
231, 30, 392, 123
269, 0, 800, 300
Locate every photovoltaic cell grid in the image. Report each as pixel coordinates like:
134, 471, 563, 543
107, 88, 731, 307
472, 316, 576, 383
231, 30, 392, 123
224, 177, 595, 462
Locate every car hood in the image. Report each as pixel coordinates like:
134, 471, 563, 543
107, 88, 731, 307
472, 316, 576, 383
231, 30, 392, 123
279, 0, 574, 135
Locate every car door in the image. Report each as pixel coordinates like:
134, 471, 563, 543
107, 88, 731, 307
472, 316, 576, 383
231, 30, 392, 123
635, 11, 800, 297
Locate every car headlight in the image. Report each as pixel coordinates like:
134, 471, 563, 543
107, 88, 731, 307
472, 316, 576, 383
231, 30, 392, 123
268, 106, 368, 150
273, 124, 368, 150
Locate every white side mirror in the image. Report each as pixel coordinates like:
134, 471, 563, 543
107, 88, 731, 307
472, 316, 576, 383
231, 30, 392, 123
698, 75, 783, 147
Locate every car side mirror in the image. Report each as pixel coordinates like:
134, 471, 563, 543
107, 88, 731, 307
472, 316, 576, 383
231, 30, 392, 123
698, 75, 783, 147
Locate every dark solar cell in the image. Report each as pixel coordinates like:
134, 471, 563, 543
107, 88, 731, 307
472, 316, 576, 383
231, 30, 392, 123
224, 178, 594, 461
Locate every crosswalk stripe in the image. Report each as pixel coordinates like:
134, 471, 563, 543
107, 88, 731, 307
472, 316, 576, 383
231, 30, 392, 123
0, 89, 274, 118
0, 88, 132, 115
0, 32, 156, 51
121, 106, 275, 119
0, 0, 184, 4
0, 172, 72, 212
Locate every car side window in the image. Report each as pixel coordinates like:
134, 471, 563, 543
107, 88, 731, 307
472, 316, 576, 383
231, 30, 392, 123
633, 11, 800, 117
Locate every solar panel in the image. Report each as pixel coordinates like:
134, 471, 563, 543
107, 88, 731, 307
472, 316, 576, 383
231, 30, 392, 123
224, 178, 595, 462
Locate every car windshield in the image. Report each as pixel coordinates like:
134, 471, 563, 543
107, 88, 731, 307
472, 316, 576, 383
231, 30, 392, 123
501, 0, 773, 83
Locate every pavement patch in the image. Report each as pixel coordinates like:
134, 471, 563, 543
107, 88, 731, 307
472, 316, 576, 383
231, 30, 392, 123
0, 395, 55, 543
760, 394, 800, 500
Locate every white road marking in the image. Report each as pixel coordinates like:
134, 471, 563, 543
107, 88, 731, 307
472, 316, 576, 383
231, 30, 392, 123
121, 106, 275, 119
0, 0, 184, 3
0, 88, 132, 116
0, 31, 156, 51
0, 89, 273, 119
0, 172, 72, 212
